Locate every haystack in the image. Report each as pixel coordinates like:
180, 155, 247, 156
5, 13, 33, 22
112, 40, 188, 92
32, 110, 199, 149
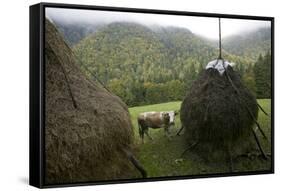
45, 19, 144, 184
180, 59, 262, 162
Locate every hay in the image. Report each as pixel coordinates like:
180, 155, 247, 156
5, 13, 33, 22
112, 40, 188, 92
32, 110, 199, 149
45, 19, 141, 184
180, 63, 259, 161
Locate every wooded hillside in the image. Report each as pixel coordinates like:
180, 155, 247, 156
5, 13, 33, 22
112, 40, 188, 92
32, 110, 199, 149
52, 20, 271, 106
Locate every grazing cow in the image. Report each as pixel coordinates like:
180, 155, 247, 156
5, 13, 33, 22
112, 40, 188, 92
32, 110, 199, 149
137, 111, 178, 143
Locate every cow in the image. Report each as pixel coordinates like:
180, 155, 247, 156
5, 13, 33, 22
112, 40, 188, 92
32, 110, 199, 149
137, 111, 178, 143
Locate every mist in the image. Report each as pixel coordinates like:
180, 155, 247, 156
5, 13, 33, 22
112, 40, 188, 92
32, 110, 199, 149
46, 7, 271, 40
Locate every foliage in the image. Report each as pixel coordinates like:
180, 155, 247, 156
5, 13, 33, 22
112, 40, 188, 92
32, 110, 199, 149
242, 75, 257, 96
223, 27, 271, 61
45, 19, 271, 106
52, 19, 104, 46
254, 52, 272, 98
72, 22, 259, 106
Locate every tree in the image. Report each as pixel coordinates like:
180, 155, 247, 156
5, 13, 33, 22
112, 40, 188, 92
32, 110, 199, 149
243, 75, 257, 96
145, 83, 168, 104
166, 80, 185, 100
254, 53, 271, 98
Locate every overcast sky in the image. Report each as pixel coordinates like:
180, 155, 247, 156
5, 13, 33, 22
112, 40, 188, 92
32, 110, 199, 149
46, 8, 271, 40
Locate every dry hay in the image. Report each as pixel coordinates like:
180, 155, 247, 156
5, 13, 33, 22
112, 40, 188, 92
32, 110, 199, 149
180, 64, 262, 162
45, 19, 142, 184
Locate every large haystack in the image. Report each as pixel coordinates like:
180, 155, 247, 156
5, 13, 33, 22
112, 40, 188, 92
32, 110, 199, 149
45, 19, 143, 184
180, 60, 260, 162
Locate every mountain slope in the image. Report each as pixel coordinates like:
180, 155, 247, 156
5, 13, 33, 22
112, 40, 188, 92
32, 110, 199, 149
50, 18, 104, 46
73, 23, 226, 83
73, 22, 250, 84
222, 27, 271, 61
74, 22, 169, 83
69, 22, 262, 106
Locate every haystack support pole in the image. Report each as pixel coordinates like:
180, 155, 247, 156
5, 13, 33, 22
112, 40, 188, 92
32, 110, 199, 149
218, 18, 222, 59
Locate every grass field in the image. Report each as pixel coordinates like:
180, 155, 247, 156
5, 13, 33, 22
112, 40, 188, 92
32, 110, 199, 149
129, 99, 272, 178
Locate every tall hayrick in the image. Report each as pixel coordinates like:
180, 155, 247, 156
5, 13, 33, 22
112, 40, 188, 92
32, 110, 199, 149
179, 19, 267, 169
45, 19, 145, 184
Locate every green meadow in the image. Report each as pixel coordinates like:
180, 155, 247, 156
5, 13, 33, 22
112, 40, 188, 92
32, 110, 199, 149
129, 99, 272, 178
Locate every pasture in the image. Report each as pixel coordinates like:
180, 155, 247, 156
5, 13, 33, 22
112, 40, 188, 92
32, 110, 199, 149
129, 99, 272, 178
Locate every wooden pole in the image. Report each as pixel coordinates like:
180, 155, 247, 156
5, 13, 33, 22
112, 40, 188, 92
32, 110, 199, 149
218, 18, 222, 59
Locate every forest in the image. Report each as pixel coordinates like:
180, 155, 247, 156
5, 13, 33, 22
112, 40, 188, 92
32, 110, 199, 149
53, 20, 271, 107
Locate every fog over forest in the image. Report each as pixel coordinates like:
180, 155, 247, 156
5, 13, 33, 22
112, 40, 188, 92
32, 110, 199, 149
46, 8, 270, 40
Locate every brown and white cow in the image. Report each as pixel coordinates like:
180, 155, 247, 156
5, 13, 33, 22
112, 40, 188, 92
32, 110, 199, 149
137, 111, 178, 143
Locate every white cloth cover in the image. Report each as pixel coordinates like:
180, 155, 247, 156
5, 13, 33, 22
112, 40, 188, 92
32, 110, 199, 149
205, 59, 235, 75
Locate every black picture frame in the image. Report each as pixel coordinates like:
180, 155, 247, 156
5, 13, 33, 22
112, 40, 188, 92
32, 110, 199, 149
30, 2, 275, 188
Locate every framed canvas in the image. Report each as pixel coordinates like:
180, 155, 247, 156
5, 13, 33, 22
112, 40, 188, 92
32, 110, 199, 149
29, 2, 274, 188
